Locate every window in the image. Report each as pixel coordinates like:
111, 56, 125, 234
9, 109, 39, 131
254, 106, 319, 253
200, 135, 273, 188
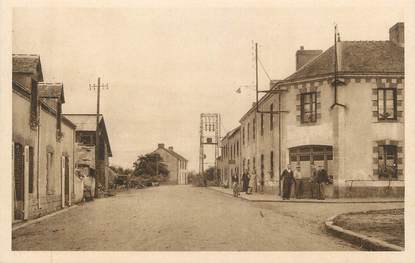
46, 152, 54, 194
56, 102, 62, 138
247, 123, 250, 142
378, 145, 398, 179
237, 141, 239, 157
253, 157, 256, 173
253, 118, 256, 139
260, 154, 264, 176
270, 104, 274, 130
270, 151, 274, 178
30, 79, 38, 128
29, 146, 34, 193
242, 127, 245, 145
260, 113, 264, 136
14, 143, 24, 202
300, 92, 317, 123
378, 88, 397, 120
80, 134, 94, 145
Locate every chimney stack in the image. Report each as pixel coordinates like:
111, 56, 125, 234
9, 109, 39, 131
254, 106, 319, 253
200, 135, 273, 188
168, 146, 174, 151
158, 143, 165, 149
389, 22, 404, 47
296, 47, 323, 70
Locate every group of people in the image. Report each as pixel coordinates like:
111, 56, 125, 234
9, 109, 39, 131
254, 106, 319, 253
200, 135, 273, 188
281, 163, 330, 200
230, 163, 330, 200
231, 170, 256, 197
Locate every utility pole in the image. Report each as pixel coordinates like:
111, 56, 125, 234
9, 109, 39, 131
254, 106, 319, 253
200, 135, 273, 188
253, 42, 288, 197
89, 77, 108, 198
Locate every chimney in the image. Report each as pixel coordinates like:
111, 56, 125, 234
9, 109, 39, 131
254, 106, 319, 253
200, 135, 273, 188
168, 146, 174, 151
158, 143, 165, 149
389, 22, 404, 47
296, 46, 323, 70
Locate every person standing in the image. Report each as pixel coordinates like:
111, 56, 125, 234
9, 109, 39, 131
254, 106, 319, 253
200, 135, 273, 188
231, 174, 239, 197
309, 164, 318, 199
247, 170, 255, 194
317, 165, 329, 200
242, 171, 249, 193
281, 164, 296, 200
294, 165, 303, 199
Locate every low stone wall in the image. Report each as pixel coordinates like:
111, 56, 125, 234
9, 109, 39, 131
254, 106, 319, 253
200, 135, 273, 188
339, 186, 404, 198
29, 194, 63, 219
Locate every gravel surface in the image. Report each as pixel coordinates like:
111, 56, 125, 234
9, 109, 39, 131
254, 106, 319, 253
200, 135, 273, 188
12, 185, 404, 251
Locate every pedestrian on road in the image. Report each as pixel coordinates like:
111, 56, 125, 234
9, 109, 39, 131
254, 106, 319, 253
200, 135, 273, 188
316, 165, 329, 200
294, 165, 303, 199
231, 174, 240, 197
281, 164, 296, 200
242, 171, 249, 193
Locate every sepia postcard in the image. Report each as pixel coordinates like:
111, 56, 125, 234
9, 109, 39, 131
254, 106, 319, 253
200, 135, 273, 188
1, 0, 414, 262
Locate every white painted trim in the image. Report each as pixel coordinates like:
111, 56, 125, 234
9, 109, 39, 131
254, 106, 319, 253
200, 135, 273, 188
61, 156, 65, 208
24, 145, 29, 220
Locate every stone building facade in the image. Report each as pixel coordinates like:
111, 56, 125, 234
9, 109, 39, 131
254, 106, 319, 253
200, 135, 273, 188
219, 126, 241, 188
153, 144, 188, 184
12, 54, 76, 221
63, 114, 113, 196
226, 22, 404, 198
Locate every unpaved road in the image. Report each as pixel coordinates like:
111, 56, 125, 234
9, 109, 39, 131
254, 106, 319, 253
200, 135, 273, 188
12, 185, 403, 251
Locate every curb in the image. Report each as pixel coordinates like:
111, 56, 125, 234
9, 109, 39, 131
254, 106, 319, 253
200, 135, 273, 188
325, 214, 404, 251
208, 187, 404, 204
12, 204, 79, 232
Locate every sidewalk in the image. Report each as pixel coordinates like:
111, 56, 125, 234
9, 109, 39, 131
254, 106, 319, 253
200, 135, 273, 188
208, 187, 404, 204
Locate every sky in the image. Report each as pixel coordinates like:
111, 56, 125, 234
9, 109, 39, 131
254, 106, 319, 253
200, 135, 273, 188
12, 4, 404, 171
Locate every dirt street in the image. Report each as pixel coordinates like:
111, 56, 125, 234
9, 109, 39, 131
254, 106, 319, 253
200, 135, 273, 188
12, 185, 404, 251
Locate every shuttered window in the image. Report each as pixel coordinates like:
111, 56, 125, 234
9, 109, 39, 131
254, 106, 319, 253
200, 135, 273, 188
29, 146, 34, 193
378, 88, 397, 120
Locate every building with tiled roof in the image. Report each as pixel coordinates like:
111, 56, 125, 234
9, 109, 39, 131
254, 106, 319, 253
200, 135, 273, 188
152, 143, 188, 185
237, 22, 404, 198
218, 126, 241, 188
12, 54, 78, 221
63, 114, 113, 194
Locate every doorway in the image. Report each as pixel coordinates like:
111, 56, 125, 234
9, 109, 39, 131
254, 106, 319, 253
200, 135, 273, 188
289, 145, 333, 178
64, 156, 70, 206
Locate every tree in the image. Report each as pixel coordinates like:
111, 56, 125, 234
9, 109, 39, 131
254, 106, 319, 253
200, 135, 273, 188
133, 153, 169, 182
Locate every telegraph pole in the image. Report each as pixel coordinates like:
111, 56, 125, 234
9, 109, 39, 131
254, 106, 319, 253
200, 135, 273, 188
89, 77, 108, 198
95, 77, 100, 198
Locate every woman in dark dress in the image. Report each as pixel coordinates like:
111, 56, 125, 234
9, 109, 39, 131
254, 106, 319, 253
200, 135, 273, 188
281, 164, 296, 200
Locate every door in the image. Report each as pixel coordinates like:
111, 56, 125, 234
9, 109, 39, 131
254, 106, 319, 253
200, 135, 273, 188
13, 143, 24, 220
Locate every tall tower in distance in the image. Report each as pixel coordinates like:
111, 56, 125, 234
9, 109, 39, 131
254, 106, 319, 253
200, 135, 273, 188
199, 113, 221, 178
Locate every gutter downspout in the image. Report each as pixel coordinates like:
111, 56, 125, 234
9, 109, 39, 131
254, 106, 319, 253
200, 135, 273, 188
330, 25, 346, 110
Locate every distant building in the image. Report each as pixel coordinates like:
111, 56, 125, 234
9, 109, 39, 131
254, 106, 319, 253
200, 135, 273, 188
12, 54, 77, 221
219, 126, 241, 188
152, 144, 188, 184
235, 22, 404, 198
63, 114, 113, 196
